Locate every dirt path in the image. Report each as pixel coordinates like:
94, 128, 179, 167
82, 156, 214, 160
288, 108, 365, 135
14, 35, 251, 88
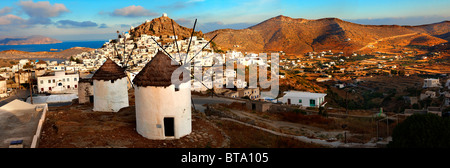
227, 109, 339, 138
358, 33, 419, 51
226, 109, 354, 142
220, 118, 377, 148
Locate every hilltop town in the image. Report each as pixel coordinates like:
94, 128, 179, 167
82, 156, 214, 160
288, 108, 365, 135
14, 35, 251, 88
1, 14, 450, 148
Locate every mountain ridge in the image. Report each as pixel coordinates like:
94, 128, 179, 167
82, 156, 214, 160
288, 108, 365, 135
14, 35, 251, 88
205, 15, 450, 55
0, 35, 62, 45
129, 16, 204, 40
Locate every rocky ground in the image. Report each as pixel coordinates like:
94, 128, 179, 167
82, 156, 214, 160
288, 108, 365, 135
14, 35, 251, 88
37, 96, 328, 148
38, 102, 228, 148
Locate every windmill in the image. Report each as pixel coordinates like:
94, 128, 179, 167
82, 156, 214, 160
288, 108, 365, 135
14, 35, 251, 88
108, 18, 219, 111
109, 29, 140, 88
130, 18, 219, 139
90, 30, 135, 112
146, 19, 219, 111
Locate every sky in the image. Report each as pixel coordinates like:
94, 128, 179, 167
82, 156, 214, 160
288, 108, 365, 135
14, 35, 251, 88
0, 0, 449, 41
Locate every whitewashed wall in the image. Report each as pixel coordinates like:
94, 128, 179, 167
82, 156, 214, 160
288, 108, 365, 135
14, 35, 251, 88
0, 80, 7, 98
135, 82, 191, 140
93, 77, 129, 112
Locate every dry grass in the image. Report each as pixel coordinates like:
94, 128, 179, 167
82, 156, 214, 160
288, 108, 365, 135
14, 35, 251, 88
279, 112, 335, 127
0, 58, 18, 67
39, 103, 227, 148
214, 119, 325, 148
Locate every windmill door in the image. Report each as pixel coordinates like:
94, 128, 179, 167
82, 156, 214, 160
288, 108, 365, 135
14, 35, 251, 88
164, 117, 175, 137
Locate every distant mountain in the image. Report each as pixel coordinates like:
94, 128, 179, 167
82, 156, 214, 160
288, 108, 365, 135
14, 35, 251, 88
205, 15, 450, 55
0, 35, 62, 45
0, 47, 94, 59
129, 16, 204, 41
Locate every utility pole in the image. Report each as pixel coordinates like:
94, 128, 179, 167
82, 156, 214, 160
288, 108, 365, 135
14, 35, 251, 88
345, 91, 348, 117
17, 71, 20, 89
386, 115, 389, 136
376, 120, 379, 141
29, 72, 33, 104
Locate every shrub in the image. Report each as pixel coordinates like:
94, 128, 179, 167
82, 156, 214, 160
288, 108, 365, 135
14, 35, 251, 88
388, 113, 450, 148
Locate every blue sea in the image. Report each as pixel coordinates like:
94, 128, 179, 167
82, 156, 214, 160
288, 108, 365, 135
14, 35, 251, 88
0, 41, 107, 52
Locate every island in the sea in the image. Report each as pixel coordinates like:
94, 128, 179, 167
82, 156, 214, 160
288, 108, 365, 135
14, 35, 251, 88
0, 35, 62, 45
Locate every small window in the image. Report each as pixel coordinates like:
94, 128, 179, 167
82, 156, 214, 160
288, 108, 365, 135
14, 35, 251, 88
111, 80, 114, 83
67, 78, 70, 82
40, 80, 43, 84
299, 99, 302, 103
52, 79, 55, 83
74, 78, 77, 81
63, 78, 65, 82
310, 99, 316, 107
48, 80, 51, 83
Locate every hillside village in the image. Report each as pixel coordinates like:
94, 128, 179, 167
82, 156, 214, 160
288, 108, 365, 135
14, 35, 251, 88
1, 15, 450, 148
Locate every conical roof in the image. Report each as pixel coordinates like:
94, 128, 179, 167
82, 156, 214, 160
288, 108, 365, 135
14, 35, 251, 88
92, 58, 127, 81
133, 51, 187, 87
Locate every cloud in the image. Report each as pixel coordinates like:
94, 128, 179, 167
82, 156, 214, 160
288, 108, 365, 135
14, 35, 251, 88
199, 22, 255, 33
98, 10, 108, 15
161, 0, 205, 9
18, 0, 70, 25
111, 5, 158, 17
120, 24, 131, 28
56, 20, 98, 28
187, 0, 205, 3
161, 2, 187, 9
346, 15, 450, 26
175, 18, 193, 26
18, 1, 69, 18
175, 18, 255, 33
0, 7, 13, 15
0, 14, 26, 26
98, 23, 109, 29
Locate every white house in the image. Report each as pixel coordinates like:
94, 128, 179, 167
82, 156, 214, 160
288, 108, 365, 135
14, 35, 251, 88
423, 78, 440, 88
0, 76, 7, 98
47, 65, 65, 71
37, 71, 79, 94
133, 51, 191, 140
420, 91, 437, 100
282, 91, 327, 107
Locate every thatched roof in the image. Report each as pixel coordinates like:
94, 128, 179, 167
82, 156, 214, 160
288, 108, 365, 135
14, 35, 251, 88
133, 50, 188, 87
92, 58, 126, 81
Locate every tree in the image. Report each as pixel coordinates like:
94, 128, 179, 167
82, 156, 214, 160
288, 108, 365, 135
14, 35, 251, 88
75, 58, 83, 64
23, 63, 34, 69
398, 70, 406, 76
390, 69, 398, 75
388, 113, 450, 148
412, 103, 420, 109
